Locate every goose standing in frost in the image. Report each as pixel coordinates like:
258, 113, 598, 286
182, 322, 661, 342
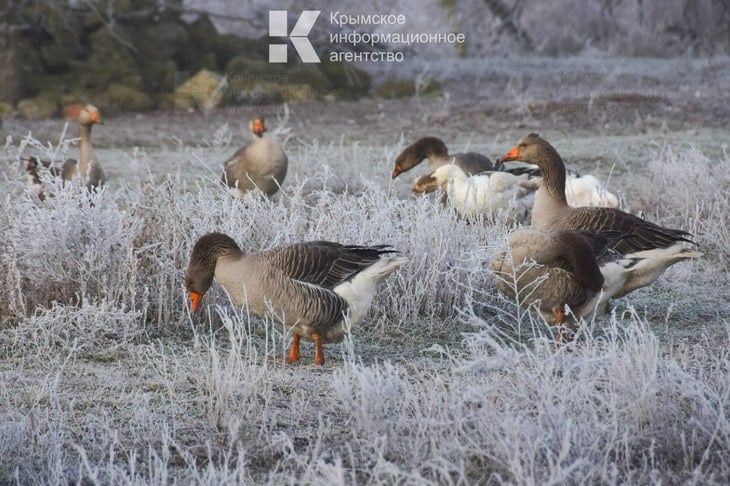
412, 164, 533, 225
392, 136, 496, 181
491, 226, 702, 341
497, 133, 701, 294
490, 229, 613, 340
23, 104, 105, 199
221, 118, 288, 197
185, 233, 407, 365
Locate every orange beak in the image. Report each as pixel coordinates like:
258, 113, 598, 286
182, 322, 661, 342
392, 166, 403, 179
500, 145, 520, 162
90, 111, 103, 125
189, 291, 203, 312
252, 119, 265, 136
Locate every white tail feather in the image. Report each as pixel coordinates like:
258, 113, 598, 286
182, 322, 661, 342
334, 257, 408, 324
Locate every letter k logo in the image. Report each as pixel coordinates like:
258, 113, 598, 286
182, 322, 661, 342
269, 10, 321, 63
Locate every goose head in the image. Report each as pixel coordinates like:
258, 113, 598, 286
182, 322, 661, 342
411, 164, 467, 193
499, 133, 557, 165
566, 174, 620, 208
250, 118, 267, 137
411, 173, 441, 193
64, 104, 103, 126
393, 136, 448, 179
185, 232, 241, 312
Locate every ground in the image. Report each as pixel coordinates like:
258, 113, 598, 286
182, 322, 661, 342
1, 57, 728, 484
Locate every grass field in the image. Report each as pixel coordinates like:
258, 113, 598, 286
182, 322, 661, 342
1, 75, 729, 483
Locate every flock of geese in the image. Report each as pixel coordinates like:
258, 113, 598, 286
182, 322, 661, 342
21, 104, 701, 365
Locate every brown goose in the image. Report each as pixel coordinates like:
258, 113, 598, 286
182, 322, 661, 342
23, 156, 65, 201
221, 118, 288, 197
492, 227, 703, 340
22, 104, 105, 198
392, 136, 495, 180
61, 103, 105, 188
185, 233, 407, 365
499, 133, 696, 254
490, 229, 610, 339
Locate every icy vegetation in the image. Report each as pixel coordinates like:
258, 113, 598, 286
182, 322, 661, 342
0, 124, 728, 484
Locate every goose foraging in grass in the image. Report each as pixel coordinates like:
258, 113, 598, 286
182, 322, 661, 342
185, 232, 407, 365
491, 227, 702, 341
392, 136, 495, 180
22, 104, 105, 198
23, 156, 65, 201
221, 118, 288, 197
412, 164, 533, 224
490, 229, 612, 340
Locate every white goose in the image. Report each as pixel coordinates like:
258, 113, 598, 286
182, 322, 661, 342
507, 166, 619, 209
564, 173, 619, 208
412, 164, 533, 225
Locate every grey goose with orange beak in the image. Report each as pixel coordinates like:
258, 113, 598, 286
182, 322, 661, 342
185, 233, 407, 365
496, 133, 701, 325
221, 117, 288, 197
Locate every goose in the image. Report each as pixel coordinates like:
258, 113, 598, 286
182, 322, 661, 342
499, 134, 698, 251
489, 228, 611, 339
22, 104, 105, 198
185, 232, 407, 365
497, 133, 701, 299
23, 156, 66, 201
564, 173, 619, 208
495, 165, 620, 209
412, 164, 533, 224
62, 103, 105, 188
392, 136, 495, 180
221, 118, 288, 197
491, 227, 702, 341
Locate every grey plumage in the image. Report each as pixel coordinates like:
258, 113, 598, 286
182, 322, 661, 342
495, 134, 702, 332
393, 136, 495, 179
185, 232, 406, 365
221, 118, 288, 197
490, 229, 608, 327
500, 133, 695, 254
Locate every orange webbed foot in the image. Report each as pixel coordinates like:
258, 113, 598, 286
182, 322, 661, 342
286, 334, 302, 363
312, 332, 325, 366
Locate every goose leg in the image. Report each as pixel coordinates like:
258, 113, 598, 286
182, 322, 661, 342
287, 334, 302, 363
312, 332, 325, 366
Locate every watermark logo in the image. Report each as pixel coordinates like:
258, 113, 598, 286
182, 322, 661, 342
269, 10, 321, 63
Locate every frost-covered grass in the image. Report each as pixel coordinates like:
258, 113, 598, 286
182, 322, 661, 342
0, 126, 728, 484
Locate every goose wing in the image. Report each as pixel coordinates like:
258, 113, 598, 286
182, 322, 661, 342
263, 273, 348, 330
561, 207, 694, 254
264, 241, 397, 289
451, 152, 495, 175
